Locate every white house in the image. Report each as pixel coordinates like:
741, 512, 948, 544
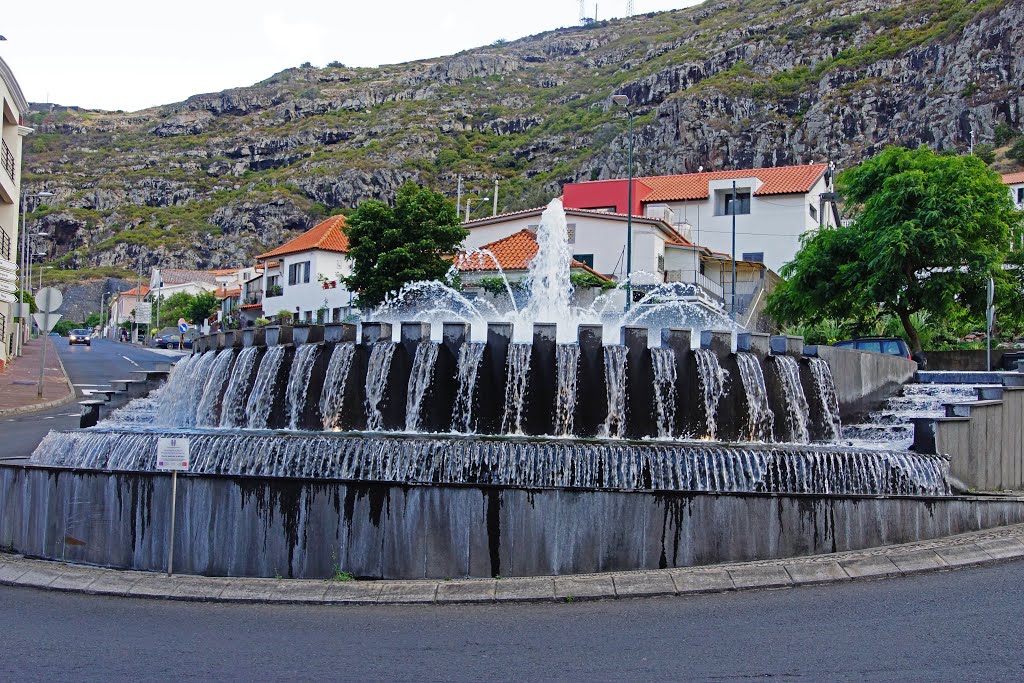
461, 206, 777, 325
562, 163, 840, 273
0, 55, 32, 368
1005, 172, 1024, 209
253, 215, 356, 324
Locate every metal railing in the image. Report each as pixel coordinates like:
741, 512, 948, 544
664, 269, 725, 299
0, 227, 10, 261
1, 139, 14, 183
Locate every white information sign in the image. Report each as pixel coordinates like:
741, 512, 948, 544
157, 437, 190, 471
35, 287, 63, 313
0, 292, 14, 305
135, 302, 152, 324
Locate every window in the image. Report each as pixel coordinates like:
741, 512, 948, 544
657, 254, 665, 272
527, 224, 539, 233
809, 203, 818, 221
332, 307, 343, 323
566, 223, 576, 244
573, 254, 594, 268
288, 261, 311, 285
1018, 188, 1023, 204
305, 311, 313, 323
742, 252, 764, 263
718, 190, 750, 216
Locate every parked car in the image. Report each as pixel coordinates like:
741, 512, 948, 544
68, 329, 92, 346
152, 333, 193, 349
833, 337, 925, 366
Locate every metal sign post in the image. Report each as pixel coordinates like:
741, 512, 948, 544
178, 319, 188, 350
34, 287, 64, 398
156, 437, 190, 577
987, 278, 995, 371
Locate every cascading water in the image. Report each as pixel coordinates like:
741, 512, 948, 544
650, 347, 677, 439
33, 428, 952, 497
501, 343, 532, 434
194, 349, 236, 428
245, 345, 288, 430
320, 342, 355, 430
156, 351, 220, 428
365, 341, 396, 431
736, 352, 774, 442
808, 357, 842, 441
773, 355, 810, 444
405, 341, 439, 432
451, 342, 485, 433
554, 343, 580, 436
220, 346, 261, 428
694, 348, 728, 440
601, 345, 628, 438
284, 343, 321, 430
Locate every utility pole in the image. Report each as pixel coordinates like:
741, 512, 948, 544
493, 179, 499, 216
731, 180, 737, 321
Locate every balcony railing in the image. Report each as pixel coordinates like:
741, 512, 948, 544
243, 292, 263, 306
1, 139, 14, 183
664, 269, 725, 299
0, 227, 10, 262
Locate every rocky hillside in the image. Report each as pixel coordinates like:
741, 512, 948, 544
21, 0, 1023, 276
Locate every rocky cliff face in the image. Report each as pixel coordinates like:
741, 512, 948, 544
21, 0, 1023, 276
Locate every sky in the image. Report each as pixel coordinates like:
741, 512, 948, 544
1, 0, 700, 113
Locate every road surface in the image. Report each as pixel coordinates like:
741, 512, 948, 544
2, 559, 1022, 680
0, 338, 183, 461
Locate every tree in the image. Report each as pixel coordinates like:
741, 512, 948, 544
343, 181, 467, 308
767, 146, 1021, 354
157, 292, 194, 329
185, 292, 218, 325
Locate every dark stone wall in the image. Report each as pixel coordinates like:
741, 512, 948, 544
4, 464, 1024, 580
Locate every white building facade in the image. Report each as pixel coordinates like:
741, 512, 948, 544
0, 56, 32, 368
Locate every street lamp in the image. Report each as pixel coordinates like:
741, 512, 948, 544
17, 191, 54, 355
612, 93, 634, 311
38, 264, 52, 290
465, 196, 490, 222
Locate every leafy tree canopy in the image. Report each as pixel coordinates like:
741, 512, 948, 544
155, 291, 218, 328
343, 181, 467, 309
767, 146, 1021, 353
185, 292, 218, 326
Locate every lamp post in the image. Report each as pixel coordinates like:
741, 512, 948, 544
465, 196, 490, 222
612, 93, 634, 312
17, 192, 54, 355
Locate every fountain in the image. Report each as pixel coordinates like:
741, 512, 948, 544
13, 198, 1024, 582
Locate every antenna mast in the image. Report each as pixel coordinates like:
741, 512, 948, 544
579, 0, 586, 23
626, 0, 634, 16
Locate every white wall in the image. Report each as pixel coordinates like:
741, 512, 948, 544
646, 176, 833, 272
262, 249, 356, 322
464, 214, 675, 282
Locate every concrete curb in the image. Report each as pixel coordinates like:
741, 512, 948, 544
3, 524, 1024, 605
0, 338, 77, 417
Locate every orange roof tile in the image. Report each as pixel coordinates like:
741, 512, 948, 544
456, 229, 609, 280
1003, 172, 1024, 185
216, 287, 242, 299
239, 303, 263, 310
121, 285, 151, 298
257, 215, 349, 259
640, 164, 828, 202
208, 268, 241, 276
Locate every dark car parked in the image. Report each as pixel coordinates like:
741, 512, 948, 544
68, 329, 92, 346
152, 333, 193, 349
833, 337, 925, 366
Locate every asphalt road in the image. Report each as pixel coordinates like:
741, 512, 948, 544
2, 560, 1023, 681
0, 338, 183, 461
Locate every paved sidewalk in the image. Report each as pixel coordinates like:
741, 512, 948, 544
2, 524, 1023, 605
0, 336, 74, 416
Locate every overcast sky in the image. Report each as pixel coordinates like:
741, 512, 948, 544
1, 0, 699, 113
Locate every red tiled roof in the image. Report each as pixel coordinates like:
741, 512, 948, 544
456, 229, 609, 280
216, 287, 242, 299
639, 164, 828, 202
464, 206, 692, 244
208, 268, 241, 276
1003, 172, 1024, 185
121, 285, 150, 298
257, 215, 349, 259
239, 303, 263, 311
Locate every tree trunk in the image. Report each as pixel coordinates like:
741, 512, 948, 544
897, 309, 923, 354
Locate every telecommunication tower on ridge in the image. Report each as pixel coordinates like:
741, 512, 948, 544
626, 0, 634, 16
579, 0, 587, 23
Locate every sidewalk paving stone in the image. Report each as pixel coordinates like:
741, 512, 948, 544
378, 581, 439, 603
47, 567, 100, 592
264, 581, 331, 603
127, 575, 185, 598
83, 571, 144, 596
322, 581, 384, 603
612, 571, 676, 598
0, 562, 31, 584
933, 543, 994, 567
172, 576, 235, 600
839, 555, 902, 579
0, 337, 73, 415
669, 567, 735, 594
494, 577, 555, 602
728, 565, 793, 590
436, 580, 497, 603
974, 537, 1024, 559
15, 564, 70, 588
554, 575, 616, 601
783, 561, 850, 585
887, 549, 948, 573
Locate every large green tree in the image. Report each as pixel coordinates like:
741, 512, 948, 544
343, 182, 467, 308
768, 146, 1021, 353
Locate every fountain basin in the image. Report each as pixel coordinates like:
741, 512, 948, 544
3, 461, 1022, 580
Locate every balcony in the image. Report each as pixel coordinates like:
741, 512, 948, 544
0, 227, 10, 262
1, 139, 14, 183
664, 269, 724, 299
265, 284, 283, 298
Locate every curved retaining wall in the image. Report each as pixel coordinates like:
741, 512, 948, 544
3, 463, 1023, 580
